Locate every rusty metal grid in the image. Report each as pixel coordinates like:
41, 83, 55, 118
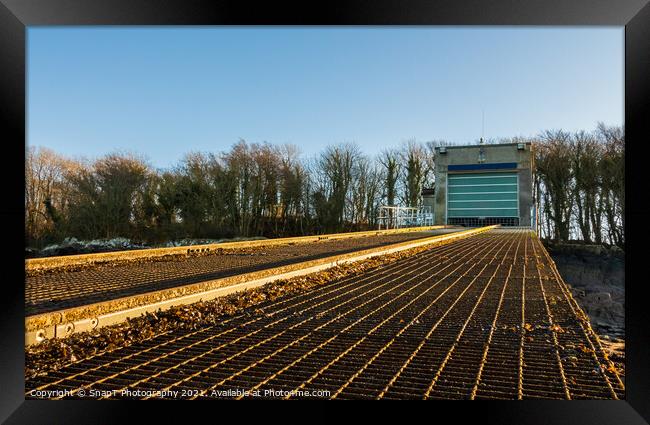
26, 231, 443, 315
25, 229, 624, 400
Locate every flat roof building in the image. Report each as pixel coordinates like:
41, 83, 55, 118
433, 142, 534, 227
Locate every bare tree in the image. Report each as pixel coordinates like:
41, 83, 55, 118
400, 140, 431, 208
313, 143, 359, 231
570, 131, 603, 243
379, 149, 400, 207
535, 130, 574, 241
277, 144, 304, 234
25, 146, 76, 245
597, 123, 624, 246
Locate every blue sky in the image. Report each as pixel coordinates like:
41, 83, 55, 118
27, 27, 623, 169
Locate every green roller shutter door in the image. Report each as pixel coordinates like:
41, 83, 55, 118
447, 172, 519, 218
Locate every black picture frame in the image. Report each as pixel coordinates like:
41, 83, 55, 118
1, 0, 649, 423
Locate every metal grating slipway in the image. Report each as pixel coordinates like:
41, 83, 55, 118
25, 229, 624, 400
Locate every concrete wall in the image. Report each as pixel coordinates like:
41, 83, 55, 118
433, 143, 534, 226
422, 193, 435, 212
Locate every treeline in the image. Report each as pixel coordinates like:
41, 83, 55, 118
25, 124, 624, 249
533, 123, 624, 246
25, 140, 435, 247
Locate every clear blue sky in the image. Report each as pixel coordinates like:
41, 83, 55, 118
27, 27, 623, 169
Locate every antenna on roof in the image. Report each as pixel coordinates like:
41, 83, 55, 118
481, 109, 485, 144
